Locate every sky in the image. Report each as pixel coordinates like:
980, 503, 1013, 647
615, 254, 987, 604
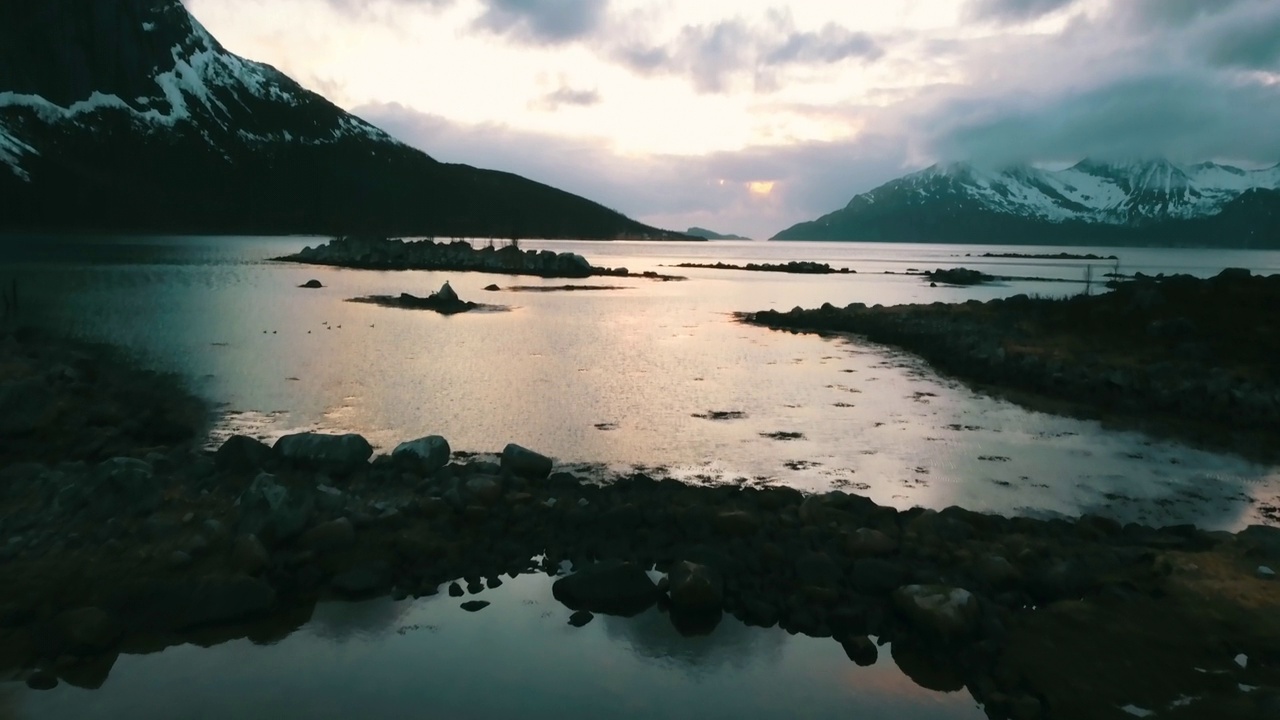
183, 0, 1280, 237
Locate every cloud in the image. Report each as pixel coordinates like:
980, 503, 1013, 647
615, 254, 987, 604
473, 0, 610, 44
353, 101, 912, 236
532, 84, 601, 109
925, 74, 1280, 165
319, 0, 455, 18
966, 0, 1078, 23
1200, 5, 1280, 70
613, 11, 883, 93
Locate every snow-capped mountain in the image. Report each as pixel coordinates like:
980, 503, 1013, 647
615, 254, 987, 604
774, 159, 1280, 247
0, 0, 673, 238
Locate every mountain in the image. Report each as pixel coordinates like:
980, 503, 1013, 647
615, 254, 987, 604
686, 226, 751, 240
0, 0, 678, 239
773, 159, 1280, 247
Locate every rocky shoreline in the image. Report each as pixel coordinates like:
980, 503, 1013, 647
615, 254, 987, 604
670, 261, 854, 274
275, 235, 685, 281
2, 328, 1279, 719
743, 269, 1280, 461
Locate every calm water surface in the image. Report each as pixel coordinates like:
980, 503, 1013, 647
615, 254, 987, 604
2, 235, 1278, 718
2, 235, 1277, 530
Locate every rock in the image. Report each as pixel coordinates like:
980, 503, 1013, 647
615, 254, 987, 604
391, 435, 451, 474
568, 610, 594, 627
1259, 566, 1276, 580
892, 585, 981, 640
300, 279, 323, 288
460, 600, 490, 612
712, 510, 760, 537
972, 555, 1021, 589
237, 473, 314, 542
448, 582, 464, 597
273, 432, 372, 474
740, 598, 779, 627
298, 518, 355, 553
182, 576, 276, 628
214, 435, 274, 474
841, 635, 878, 666
434, 281, 459, 303
551, 561, 660, 616
0, 378, 56, 435
26, 670, 58, 690
795, 552, 843, 587
55, 607, 121, 653
850, 558, 906, 594
845, 528, 897, 557
483, 284, 501, 291
501, 443, 553, 479
465, 475, 503, 505
667, 560, 723, 613
231, 534, 270, 575
168, 550, 192, 568
331, 561, 392, 597
60, 457, 161, 521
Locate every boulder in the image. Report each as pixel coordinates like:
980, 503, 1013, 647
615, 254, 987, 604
299, 279, 324, 289
568, 610, 594, 627
844, 528, 897, 557
182, 577, 276, 628
465, 475, 503, 505
298, 518, 355, 553
551, 561, 659, 616
712, 510, 760, 537
230, 534, 270, 575
237, 473, 314, 542
273, 432, 372, 474
850, 558, 907, 594
434, 282, 459, 303
892, 585, 981, 640
501, 443, 553, 479
795, 551, 843, 588
667, 560, 723, 613
460, 600, 490, 612
331, 561, 392, 597
841, 635, 878, 666
214, 435, 274, 475
391, 435, 451, 473
55, 607, 121, 653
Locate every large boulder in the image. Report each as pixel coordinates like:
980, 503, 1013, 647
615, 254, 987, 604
391, 435, 451, 474
892, 585, 982, 640
237, 473, 314, 543
434, 281, 459, 303
551, 561, 659, 616
667, 560, 723, 613
501, 443, 553, 479
214, 435, 274, 475
273, 432, 372, 474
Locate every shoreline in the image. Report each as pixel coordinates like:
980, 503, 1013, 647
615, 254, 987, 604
742, 269, 1280, 463
2, 326, 1279, 718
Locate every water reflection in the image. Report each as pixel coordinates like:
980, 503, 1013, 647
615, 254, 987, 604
1, 235, 1277, 530
10, 574, 984, 720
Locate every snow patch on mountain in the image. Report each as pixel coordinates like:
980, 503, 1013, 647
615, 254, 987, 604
886, 159, 1280, 226
0, 122, 37, 181
0, 17, 395, 147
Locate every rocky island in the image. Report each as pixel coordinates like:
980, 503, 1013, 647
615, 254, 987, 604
349, 282, 499, 315
743, 269, 1280, 460
672, 261, 854, 274
276, 236, 684, 281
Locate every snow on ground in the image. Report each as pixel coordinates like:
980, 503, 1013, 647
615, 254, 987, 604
0, 122, 37, 181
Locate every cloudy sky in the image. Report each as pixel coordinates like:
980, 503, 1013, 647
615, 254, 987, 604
184, 0, 1280, 237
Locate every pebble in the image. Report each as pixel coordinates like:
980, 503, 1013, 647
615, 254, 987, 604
1258, 566, 1276, 580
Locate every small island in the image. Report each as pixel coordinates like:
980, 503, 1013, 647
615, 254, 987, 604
349, 282, 499, 315
276, 235, 684, 281
972, 252, 1120, 261
685, 227, 752, 241
672, 261, 854, 274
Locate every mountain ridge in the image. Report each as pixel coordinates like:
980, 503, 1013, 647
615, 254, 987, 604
0, 0, 679, 239
776, 158, 1280, 247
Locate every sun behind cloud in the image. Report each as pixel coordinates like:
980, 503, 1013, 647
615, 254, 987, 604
747, 180, 776, 196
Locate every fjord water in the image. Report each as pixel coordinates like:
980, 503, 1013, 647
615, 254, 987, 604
3, 235, 1278, 530
4, 235, 1280, 719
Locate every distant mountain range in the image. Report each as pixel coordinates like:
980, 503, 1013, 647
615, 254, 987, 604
0, 0, 680, 239
774, 159, 1280, 248
685, 226, 751, 240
